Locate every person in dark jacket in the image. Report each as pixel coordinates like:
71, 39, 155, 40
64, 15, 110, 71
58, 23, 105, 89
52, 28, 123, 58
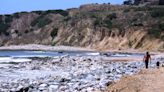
143, 52, 151, 69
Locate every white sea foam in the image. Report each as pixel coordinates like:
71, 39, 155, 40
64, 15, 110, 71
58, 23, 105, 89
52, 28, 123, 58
0, 57, 31, 63
11, 55, 51, 58
86, 52, 100, 56
0, 57, 12, 61
112, 54, 131, 57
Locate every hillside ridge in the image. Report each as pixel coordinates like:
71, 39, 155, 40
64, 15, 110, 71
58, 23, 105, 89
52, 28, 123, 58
0, 4, 163, 51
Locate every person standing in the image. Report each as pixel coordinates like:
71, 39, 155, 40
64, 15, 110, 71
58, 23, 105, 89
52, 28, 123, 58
143, 52, 151, 69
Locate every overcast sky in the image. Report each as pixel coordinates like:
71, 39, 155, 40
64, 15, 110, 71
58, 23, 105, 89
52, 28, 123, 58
0, 0, 124, 14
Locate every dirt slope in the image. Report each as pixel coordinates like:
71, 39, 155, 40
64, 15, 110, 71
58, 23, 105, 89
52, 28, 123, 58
107, 68, 164, 92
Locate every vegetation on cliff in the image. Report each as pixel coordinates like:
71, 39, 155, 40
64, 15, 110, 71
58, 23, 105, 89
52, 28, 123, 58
0, 4, 163, 51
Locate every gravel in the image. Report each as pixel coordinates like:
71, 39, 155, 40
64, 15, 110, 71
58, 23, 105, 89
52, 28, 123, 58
0, 54, 163, 92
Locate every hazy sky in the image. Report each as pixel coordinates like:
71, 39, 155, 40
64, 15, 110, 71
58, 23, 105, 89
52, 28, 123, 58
0, 0, 124, 14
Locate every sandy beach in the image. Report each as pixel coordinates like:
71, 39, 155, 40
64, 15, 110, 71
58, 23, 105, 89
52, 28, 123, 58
107, 68, 164, 92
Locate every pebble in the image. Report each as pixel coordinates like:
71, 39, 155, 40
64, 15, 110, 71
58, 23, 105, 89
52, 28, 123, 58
0, 55, 163, 91
49, 85, 58, 92
39, 84, 48, 90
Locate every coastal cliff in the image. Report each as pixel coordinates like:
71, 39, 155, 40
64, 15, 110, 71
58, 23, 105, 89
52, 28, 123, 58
0, 4, 163, 51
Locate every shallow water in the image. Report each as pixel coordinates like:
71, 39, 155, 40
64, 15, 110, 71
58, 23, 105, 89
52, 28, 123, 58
0, 50, 143, 57
0, 50, 99, 58
0, 50, 144, 63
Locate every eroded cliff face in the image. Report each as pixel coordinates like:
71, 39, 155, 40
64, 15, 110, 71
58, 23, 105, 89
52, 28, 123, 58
0, 4, 163, 51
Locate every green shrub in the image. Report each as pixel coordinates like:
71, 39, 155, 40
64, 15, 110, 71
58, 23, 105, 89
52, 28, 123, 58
93, 13, 114, 29
161, 35, 164, 41
132, 7, 146, 11
44, 10, 68, 16
132, 22, 143, 26
51, 42, 57, 46
20, 11, 28, 14
0, 23, 10, 34
0, 15, 3, 22
159, 23, 164, 30
63, 16, 71, 22
18, 33, 22, 36
25, 30, 29, 34
37, 18, 52, 28
32, 11, 44, 15
148, 28, 161, 38
30, 28, 34, 32
31, 15, 52, 28
148, 23, 164, 39
51, 28, 58, 38
104, 19, 113, 29
128, 40, 133, 47
149, 28, 159, 37
4, 32, 10, 36
123, 8, 130, 13
32, 9, 68, 16
15, 30, 19, 34
31, 16, 41, 27
13, 13, 20, 18
150, 9, 164, 18
94, 18, 113, 29
53, 10, 68, 16
31, 15, 44, 26
106, 13, 117, 20
4, 15, 13, 23
94, 19, 103, 27
90, 14, 98, 18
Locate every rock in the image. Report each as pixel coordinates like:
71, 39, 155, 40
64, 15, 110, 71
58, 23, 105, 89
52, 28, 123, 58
49, 85, 58, 92
16, 86, 29, 92
11, 33, 18, 38
86, 87, 94, 92
96, 78, 101, 81
39, 84, 48, 91
86, 74, 94, 80
58, 51, 63, 54
87, 58, 92, 61
0, 55, 162, 92
0, 89, 8, 92
162, 64, 164, 67
31, 66, 40, 70
116, 69, 122, 74
59, 85, 68, 91
60, 78, 71, 83
105, 81, 112, 86
105, 70, 111, 74
102, 53, 111, 57
17, 85, 24, 91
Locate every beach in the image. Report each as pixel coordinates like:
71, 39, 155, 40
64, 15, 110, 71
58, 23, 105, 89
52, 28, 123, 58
0, 45, 163, 92
107, 68, 164, 92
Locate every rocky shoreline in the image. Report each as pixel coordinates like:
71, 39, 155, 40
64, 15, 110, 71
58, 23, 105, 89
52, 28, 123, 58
0, 54, 163, 92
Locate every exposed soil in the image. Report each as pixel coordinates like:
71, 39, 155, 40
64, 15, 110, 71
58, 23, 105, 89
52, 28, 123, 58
107, 68, 164, 92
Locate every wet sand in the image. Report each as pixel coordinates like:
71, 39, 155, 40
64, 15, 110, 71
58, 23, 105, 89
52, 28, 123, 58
0, 44, 93, 52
